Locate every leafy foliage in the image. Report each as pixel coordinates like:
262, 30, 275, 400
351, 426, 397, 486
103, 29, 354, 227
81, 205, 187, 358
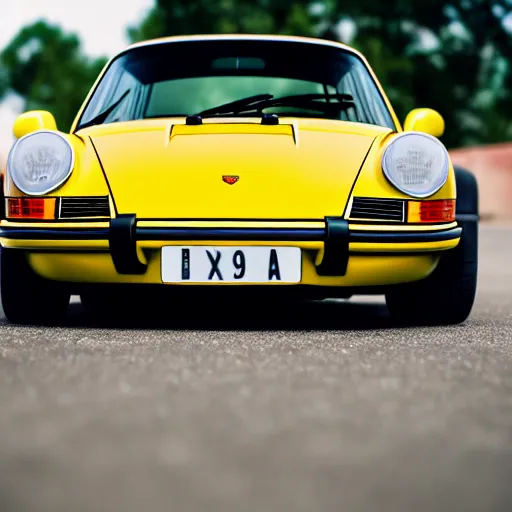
0, 21, 107, 131
128, 0, 512, 148
338, 0, 512, 147
129, 0, 322, 38
2, 2, 511, 147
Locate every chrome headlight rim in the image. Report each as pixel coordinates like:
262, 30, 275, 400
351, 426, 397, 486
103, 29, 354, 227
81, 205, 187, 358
382, 131, 450, 199
7, 130, 75, 196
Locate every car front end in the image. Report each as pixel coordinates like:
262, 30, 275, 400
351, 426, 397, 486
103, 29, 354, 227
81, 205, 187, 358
0, 35, 476, 325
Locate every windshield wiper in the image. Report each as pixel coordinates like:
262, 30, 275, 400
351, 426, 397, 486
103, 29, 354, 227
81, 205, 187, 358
235, 93, 356, 116
192, 94, 274, 118
78, 89, 131, 129
186, 93, 356, 124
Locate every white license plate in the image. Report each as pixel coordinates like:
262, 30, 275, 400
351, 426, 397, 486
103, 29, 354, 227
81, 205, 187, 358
161, 246, 301, 283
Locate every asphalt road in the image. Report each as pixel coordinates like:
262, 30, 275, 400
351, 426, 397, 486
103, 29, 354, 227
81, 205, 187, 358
1, 225, 512, 512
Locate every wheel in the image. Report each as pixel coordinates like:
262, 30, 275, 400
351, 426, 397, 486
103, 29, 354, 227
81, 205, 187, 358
1, 249, 70, 325
386, 168, 478, 326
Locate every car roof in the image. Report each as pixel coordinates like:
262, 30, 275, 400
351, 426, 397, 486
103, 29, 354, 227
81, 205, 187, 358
123, 34, 363, 59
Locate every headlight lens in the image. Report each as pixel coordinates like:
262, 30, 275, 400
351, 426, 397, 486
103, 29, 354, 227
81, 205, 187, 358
8, 131, 74, 195
382, 133, 449, 198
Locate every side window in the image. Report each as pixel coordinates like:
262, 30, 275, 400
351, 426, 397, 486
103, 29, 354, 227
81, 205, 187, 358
103, 69, 142, 123
337, 60, 394, 127
79, 62, 121, 125
79, 59, 143, 125
337, 72, 361, 123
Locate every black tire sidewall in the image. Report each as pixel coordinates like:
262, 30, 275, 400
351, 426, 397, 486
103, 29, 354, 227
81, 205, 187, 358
1, 248, 70, 324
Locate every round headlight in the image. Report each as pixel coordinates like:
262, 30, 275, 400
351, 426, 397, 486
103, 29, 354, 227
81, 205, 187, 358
382, 132, 449, 198
7, 131, 74, 196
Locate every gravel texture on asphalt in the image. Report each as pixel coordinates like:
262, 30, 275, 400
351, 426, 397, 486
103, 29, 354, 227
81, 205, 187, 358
0, 225, 511, 512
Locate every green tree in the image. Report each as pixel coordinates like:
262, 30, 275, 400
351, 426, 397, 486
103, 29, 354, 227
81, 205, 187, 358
332, 0, 512, 147
3, 2, 509, 147
0, 21, 107, 132
128, 0, 323, 41
129, 0, 512, 148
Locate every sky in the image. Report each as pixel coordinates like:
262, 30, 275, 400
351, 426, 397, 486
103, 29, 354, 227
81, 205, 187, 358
0, 0, 153, 161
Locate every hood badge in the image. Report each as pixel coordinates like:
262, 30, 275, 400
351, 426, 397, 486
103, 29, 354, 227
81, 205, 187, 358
222, 175, 239, 185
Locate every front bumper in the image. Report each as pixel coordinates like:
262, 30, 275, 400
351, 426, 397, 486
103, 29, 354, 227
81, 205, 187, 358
0, 217, 461, 286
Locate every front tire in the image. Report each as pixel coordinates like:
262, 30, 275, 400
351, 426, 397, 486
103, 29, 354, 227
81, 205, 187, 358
386, 168, 478, 326
1, 249, 70, 325
385, 227, 477, 325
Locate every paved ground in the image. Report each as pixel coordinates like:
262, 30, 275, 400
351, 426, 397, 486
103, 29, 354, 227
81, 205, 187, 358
1, 225, 512, 512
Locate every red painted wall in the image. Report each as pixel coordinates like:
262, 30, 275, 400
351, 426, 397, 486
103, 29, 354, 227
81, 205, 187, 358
450, 143, 512, 220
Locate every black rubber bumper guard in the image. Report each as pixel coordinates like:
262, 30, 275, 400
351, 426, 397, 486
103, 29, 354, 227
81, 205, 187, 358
316, 217, 349, 276
109, 214, 148, 275
109, 215, 350, 277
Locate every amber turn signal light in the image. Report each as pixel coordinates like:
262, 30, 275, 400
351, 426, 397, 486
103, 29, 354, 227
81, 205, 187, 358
408, 199, 456, 223
6, 197, 57, 220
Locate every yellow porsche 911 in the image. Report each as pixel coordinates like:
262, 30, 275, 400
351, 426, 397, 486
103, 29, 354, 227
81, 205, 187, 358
0, 35, 478, 325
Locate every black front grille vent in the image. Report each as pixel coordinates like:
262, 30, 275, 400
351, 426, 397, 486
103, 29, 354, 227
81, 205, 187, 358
350, 197, 405, 222
59, 197, 110, 219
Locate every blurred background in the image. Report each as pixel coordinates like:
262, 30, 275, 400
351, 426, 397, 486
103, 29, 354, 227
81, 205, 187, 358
1, 0, 511, 217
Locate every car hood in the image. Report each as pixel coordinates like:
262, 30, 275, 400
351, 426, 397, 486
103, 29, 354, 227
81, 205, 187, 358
85, 118, 391, 219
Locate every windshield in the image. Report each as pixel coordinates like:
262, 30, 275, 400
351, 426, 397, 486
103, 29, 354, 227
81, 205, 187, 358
76, 39, 396, 130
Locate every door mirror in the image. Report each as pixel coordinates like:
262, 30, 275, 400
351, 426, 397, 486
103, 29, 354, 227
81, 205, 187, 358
404, 108, 445, 138
13, 111, 58, 139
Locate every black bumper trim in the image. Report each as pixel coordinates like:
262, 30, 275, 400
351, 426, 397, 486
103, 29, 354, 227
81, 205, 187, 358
0, 228, 110, 240
137, 227, 325, 241
0, 222, 462, 276
0, 225, 462, 244
349, 227, 462, 244
0, 226, 324, 241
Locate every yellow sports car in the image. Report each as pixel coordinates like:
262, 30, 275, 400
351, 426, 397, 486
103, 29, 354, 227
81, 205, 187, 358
0, 35, 478, 325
